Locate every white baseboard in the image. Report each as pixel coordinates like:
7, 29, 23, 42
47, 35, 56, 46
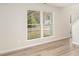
72, 42, 79, 45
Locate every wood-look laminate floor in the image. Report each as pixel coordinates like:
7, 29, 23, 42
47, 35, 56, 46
1, 38, 79, 56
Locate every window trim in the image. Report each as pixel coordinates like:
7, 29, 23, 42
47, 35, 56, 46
26, 9, 53, 40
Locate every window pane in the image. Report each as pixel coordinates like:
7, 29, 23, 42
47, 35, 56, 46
43, 25, 52, 37
43, 12, 52, 37
28, 25, 41, 39
27, 10, 41, 40
27, 10, 40, 24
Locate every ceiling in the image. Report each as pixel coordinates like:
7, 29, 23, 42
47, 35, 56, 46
47, 3, 78, 7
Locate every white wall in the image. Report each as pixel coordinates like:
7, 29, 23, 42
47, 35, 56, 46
0, 3, 70, 53
54, 8, 70, 38
62, 4, 79, 44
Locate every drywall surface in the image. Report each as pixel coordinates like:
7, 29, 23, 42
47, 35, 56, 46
63, 4, 79, 44
0, 3, 70, 53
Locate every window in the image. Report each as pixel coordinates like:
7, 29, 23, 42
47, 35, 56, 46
27, 10, 41, 40
27, 10, 53, 40
43, 12, 53, 37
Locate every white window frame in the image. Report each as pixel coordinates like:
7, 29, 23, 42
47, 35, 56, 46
26, 9, 54, 40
